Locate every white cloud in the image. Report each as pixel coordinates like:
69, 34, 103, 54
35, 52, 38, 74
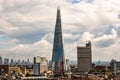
80, 32, 94, 42
0, 0, 120, 61
1, 39, 52, 61
94, 29, 117, 42
41, 32, 54, 43
1, 44, 30, 59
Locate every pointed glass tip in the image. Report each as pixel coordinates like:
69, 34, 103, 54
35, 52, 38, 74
57, 6, 60, 10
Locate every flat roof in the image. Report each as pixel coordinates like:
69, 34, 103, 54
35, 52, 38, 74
77, 46, 91, 49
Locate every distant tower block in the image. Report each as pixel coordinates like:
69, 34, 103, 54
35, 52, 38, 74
77, 41, 92, 72
0, 56, 2, 64
52, 7, 65, 75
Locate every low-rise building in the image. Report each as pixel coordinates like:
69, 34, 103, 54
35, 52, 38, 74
0, 65, 9, 74
33, 56, 48, 75
110, 59, 120, 71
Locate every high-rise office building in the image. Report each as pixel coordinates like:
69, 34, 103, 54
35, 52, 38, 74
77, 41, 92, 72
4, 58, 9, 65
27, 59, 30, 65
17, 59, 21, 65
0, 56, 3, 64
52, 7, 65, 75
10, 58, 14, 66
66, 59, 71, 72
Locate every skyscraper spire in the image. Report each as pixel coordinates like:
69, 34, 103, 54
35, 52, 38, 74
52, 7, 65, 75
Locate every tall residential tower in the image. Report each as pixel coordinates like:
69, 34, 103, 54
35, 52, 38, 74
52, 7, 65, 75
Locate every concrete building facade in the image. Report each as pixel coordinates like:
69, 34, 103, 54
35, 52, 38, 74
33, 56, 48, 75
77, 41, 92, 72
110, 59, 120, 71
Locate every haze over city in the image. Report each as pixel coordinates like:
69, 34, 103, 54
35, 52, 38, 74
0, 0, 120, 61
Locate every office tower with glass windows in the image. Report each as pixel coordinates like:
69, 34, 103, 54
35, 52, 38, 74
52, 7, 65, 75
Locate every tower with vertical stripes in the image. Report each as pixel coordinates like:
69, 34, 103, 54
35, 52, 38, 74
52, 7, 65, 75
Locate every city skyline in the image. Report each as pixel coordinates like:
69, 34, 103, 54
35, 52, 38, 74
0, 0, 120, 61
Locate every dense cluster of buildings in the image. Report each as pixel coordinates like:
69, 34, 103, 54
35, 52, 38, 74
0, 56, 31, 66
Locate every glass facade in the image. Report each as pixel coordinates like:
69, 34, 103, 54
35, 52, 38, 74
33, 63, 40, 75
52, 8, 65, 75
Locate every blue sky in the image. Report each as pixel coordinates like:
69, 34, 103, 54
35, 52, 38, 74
71, 0, 94, 3
0, 0, 120, 61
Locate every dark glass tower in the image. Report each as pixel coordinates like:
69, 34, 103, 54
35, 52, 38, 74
52, 7, 65, 75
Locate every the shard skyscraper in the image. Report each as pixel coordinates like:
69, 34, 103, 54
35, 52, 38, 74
52, 7, 65, 75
